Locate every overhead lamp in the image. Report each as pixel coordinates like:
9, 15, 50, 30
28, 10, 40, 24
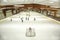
49, 1, 54, 3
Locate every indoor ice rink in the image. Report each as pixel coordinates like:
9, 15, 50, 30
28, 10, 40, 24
0, 11, 60, 40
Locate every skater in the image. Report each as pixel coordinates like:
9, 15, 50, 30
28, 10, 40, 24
26, 17, 29, 21
34, 18, 36, 21
21, 19, 23, 22
27, 17, 29, 21
11, 18, 12, 21
26, 17, 27, 20
29, 27, 32, 31
21, 17, 23, 22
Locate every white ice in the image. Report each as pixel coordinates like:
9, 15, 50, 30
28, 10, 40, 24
0, 11, 60, 40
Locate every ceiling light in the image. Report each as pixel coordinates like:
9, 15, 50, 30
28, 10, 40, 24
49, 1, 54, 3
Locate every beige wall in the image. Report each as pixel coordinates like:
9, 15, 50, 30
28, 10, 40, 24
0, 0, 60, 8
